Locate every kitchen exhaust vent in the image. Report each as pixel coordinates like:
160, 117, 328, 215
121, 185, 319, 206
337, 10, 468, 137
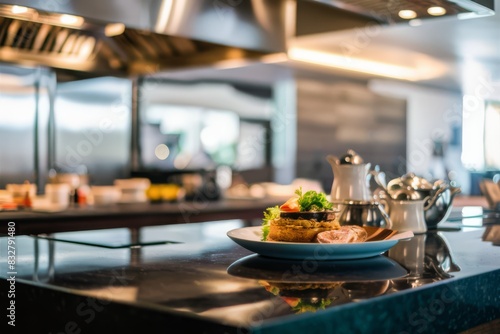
0, 0, 289, 80
0, 15, 267, 81
0, 0, 494, 80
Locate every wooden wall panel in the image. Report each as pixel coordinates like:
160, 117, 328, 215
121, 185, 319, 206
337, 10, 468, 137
296, 79, 407, 192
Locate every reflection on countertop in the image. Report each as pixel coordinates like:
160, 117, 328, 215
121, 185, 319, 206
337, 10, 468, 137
483, 225, 500, 246
227, 254, 407, 313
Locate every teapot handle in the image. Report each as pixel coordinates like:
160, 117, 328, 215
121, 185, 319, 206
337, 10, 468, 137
424, 185, 448, 211
370, 166, 390, 198
379, 197, 390, 214
376, 202, 393, 229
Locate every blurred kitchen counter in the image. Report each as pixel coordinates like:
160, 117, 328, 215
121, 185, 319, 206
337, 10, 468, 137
0, 197, 286, 235
0, 195, 493, 236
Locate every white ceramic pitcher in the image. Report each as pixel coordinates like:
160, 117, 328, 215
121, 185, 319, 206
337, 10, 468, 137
327, 153, 372, 202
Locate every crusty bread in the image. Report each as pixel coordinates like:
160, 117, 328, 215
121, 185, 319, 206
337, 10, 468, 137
268, 217, 340, 243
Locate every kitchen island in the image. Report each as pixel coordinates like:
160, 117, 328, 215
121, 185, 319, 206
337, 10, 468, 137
1, 206, 499, 333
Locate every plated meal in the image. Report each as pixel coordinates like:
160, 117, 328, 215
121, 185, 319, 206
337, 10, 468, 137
227, 187, 412, 260
263, 187, 374, 244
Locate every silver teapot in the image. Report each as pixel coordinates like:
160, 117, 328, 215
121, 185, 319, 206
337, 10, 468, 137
372, 171, 461, 229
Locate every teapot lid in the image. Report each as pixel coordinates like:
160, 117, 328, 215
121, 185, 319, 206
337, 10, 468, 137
400, 172, 434, 190
390, 188, 423, 200
387, 172, 434, 192
339, 149, 364, 165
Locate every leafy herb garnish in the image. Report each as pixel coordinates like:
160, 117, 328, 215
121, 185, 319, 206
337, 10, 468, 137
292, 298, 333, 314
295, 187, 333, 211
261, 205, 280, 241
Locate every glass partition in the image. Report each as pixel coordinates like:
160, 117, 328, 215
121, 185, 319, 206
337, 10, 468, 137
136, 80, 274, 175
140, 105, 240, 170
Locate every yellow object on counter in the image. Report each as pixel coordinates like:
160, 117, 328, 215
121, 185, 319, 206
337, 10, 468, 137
146, 184, 181, 202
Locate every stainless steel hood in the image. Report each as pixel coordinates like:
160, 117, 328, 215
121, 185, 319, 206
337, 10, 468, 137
0, 0, 291, 80
0, 0, 494, 81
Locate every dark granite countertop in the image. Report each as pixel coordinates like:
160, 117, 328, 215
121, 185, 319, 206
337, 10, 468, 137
1, 211, 500, 333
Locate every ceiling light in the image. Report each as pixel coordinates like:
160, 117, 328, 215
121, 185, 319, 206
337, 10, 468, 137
288, 48, 420, 81
0, 4, 37, 20
11, 5, 28, 14
428, 6, 446, 16
59, 14, 84, 27
398, 10, 417, 19
105, 23, 126, 37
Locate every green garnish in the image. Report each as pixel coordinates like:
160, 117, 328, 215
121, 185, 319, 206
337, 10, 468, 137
261, 205, 280, 241
292, 298, 333, 314
261, 187, 333, 241
295, 187, 333, 211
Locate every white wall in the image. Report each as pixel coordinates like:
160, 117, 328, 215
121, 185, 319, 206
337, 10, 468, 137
141, 81, 275, 120
368, 79, 471, 194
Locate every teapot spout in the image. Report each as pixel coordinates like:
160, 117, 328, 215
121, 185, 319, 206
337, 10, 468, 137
326, 154, 339, 167
326, 155, 340, 174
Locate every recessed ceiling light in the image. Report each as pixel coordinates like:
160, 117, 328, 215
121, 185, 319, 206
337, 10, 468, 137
59, 14, 84, 27
428, 6, 446, 16
288, 48, 419, 81
0, 4, 37, 19
105, 23, 126, 37
11, 5, 28, 14
399, 10, 417, 19
286, 46, 448, 81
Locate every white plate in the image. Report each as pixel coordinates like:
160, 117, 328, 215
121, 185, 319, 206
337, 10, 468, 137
227, 226, 401, 260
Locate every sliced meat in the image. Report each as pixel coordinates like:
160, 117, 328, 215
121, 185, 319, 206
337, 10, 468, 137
315, 225, 367, 244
